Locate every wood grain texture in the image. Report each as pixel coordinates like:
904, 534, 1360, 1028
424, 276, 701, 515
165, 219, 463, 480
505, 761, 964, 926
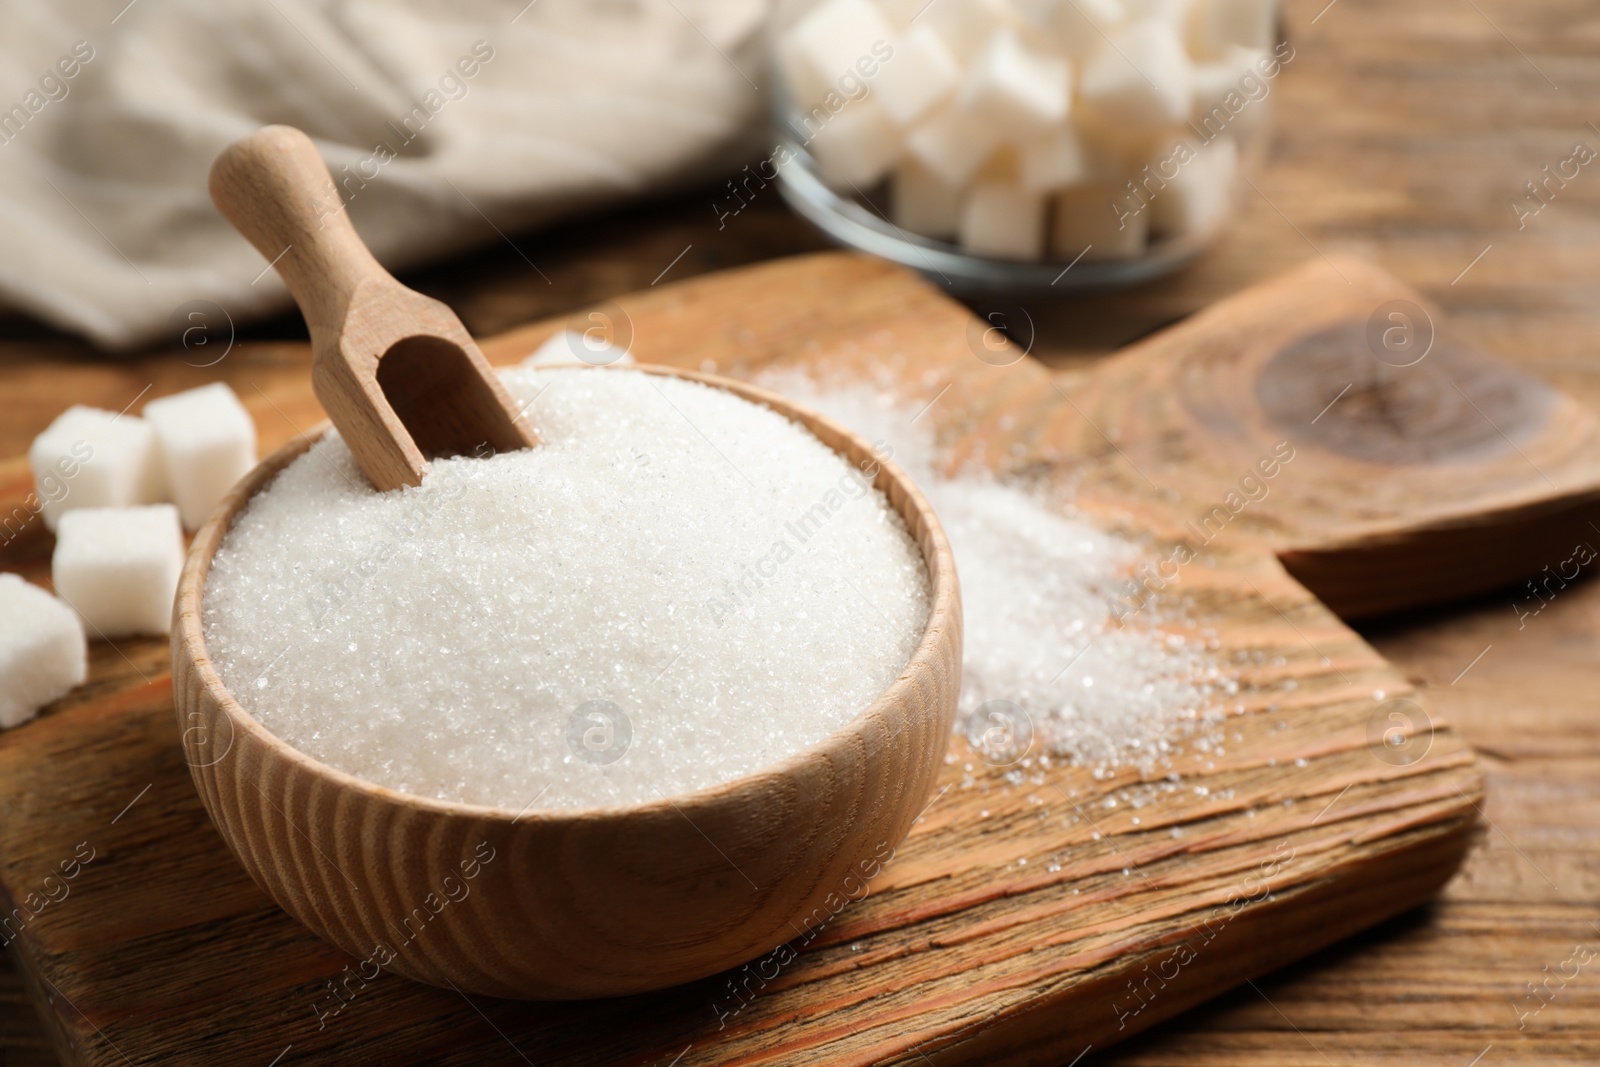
0, 252, 1488, 1064
171, 365, 962, 1000
1040, 253, 1600, 618
209, 125, 537, 491
0, 949, 56, 1067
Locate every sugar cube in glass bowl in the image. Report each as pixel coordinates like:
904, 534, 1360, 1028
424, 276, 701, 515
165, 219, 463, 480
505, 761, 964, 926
766, 0, 1284, 292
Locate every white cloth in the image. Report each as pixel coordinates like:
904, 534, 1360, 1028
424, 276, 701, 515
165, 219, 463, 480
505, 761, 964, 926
0, 0, 767, 348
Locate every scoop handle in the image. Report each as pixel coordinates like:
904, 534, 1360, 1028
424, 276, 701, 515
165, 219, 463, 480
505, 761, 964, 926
209, 125, 394, 332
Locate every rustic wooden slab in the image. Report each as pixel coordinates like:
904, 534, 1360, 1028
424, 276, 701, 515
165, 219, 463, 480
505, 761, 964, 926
0, 253, 1519, 1066
1048, 255, 1600, 619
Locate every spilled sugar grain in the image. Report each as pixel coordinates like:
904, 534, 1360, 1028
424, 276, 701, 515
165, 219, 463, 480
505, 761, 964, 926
202, 369, 929, 810
759, 370, 1223, 785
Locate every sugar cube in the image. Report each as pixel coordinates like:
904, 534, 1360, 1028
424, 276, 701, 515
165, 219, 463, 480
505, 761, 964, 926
525, 330, 635, 368
1150, 135, 1239, 238
1020, 123, 1092, 191
922, 0, 1013, 61
874, 0, 924, 27
777, 33, 832, 109
786, 0, 895, 89
891, 158, 965, 239
1050, 0, 1128, 60
874, 24, 962, 126
1010, 0, 1057, 30
771, 0, 1251, 272
1050, 180, 1149, 260
52, 505, 185, 638
1188, 0, 1276, 57
0, 574, 86, 728
959, 28, 1071, 135
142, 383, 257, 531
1124, 0, 1189, 23
907, 104, 1005, 187
809, 98, 903, 187
1078, 19, 1194, 129
28, 406, 164, 531
961, 182, 1048, 260
1191, 46, 1269, 140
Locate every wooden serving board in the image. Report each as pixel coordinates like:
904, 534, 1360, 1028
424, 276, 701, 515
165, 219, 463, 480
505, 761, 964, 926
11, 250, 1590, 1066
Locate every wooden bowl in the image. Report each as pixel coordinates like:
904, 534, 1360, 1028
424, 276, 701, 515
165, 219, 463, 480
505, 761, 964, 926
171, 365, 961, 1000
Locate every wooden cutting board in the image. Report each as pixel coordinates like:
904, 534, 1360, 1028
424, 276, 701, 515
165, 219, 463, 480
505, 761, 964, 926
8, 250, 1591, 1066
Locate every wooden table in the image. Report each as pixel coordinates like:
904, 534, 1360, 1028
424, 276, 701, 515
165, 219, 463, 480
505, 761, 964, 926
2, 0, 1597, 1062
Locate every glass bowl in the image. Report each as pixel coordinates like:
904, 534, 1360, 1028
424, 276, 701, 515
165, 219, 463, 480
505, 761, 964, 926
765, 0, 1275, 295
771, 138, 1225, 294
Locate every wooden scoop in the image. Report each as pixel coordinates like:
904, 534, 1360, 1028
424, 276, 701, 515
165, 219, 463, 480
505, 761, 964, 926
209, 125, 536, 491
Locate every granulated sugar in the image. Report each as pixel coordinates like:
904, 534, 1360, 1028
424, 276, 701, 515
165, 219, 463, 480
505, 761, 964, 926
758, 371, 1217, 780
202, 369, 929, 810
